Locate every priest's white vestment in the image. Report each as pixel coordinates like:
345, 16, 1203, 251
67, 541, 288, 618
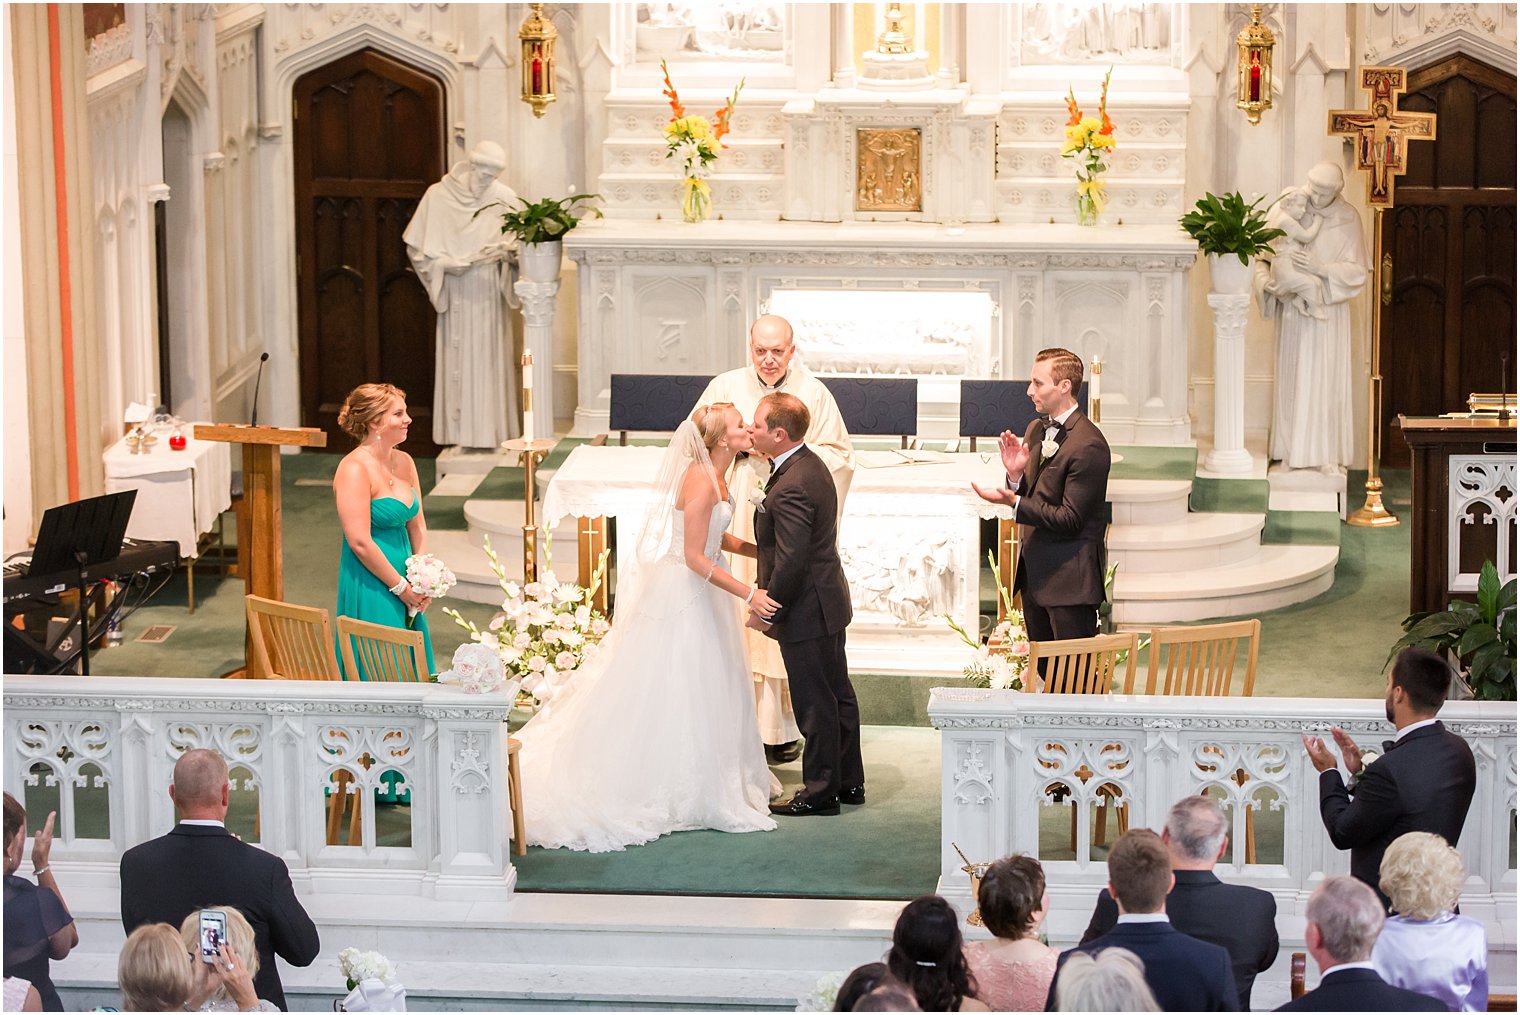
695, 366, 855, 744
404, 164, 520, 449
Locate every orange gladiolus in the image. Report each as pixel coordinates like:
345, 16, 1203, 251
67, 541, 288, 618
660, 59, 685, 119
1064, 87, 1082, 127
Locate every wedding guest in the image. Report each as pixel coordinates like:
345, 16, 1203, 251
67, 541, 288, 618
118, 925, 195, 1012
178, 907, 280, 1011
1277, 876, 1444, 1011
1081, 795, 1278, 1009
2, 977, 42, 1011
1373, 832, 1488, 1011
120, 749, 320, 1011
835, 963, 891, 1012
1303, 648, 1477, 909
965, 854, 1057, 1010
1048, 828, 1237, 1011
886, 896, 990, 1012
2, 793, 76, 1012
334, 383, 435, 677
854, 979, 923, 1012
1052, 948, 1160, 1012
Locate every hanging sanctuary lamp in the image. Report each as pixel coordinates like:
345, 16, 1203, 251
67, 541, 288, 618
519, 3, 557, 118
1235, 5, 1275, 125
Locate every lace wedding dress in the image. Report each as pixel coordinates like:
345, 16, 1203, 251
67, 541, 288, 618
514, 465, 778, 852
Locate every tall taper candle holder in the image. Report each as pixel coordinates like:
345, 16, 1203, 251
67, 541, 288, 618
502, 436, 559, 583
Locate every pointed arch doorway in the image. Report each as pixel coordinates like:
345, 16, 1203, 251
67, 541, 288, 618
293, 48, 446, 457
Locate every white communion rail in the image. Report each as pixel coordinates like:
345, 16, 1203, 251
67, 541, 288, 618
2, 676, 518, 900
928, 689, 1517, 952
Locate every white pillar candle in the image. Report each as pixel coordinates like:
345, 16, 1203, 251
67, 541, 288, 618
1091, 357, 1101, 403
521, 352, 536, 442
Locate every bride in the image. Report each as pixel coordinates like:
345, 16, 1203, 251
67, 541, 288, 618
514, 403, 783, 851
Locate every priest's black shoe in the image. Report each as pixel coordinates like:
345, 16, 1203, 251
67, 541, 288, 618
765, 740, 803, 765
840, 785, 866, 805
768, 792, 840, 817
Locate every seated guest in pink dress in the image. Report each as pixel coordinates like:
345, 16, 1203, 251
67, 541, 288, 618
1373, 832, 1488, 1011
964, 855, 1058, 1011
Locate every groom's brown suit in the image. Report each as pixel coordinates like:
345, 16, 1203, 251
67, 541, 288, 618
755, 444, 862, 804
1012, 409, 1111, 642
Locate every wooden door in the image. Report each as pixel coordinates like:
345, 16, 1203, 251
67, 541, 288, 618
294, 49, 445, 456
1381, 55, 1516, 468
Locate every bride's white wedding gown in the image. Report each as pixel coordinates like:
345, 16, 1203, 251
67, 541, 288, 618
514, 495, 779, 852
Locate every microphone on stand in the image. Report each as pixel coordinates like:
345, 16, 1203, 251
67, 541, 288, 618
250, 352, 270, 427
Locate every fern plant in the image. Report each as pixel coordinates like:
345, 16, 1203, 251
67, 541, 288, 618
1178, 191, 1285, 265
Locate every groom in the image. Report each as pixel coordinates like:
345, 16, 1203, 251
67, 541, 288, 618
748, 392, 864, 816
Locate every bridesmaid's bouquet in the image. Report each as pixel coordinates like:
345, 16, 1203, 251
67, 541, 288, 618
404, 553, 456, 625
443, 536, 610, 709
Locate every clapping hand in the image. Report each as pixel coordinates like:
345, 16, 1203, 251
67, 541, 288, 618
1302, 734, 1338, 773
1330, 726, 1364, 775
998, 429, 1031, 479
31, 811, 56, 874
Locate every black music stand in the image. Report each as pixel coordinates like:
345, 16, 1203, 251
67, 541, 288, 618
27, 490, 136, 675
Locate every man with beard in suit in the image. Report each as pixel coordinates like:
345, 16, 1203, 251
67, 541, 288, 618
747, 392, 863, 817
120, 749, 320, 1011
1302, 647, 1477, 909
972, 347, 1110, 646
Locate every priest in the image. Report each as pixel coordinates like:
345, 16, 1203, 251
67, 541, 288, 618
403, 140, 520, 449
696, 315, 855, 763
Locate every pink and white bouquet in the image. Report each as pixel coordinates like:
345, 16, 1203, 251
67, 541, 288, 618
945, 550, 1030, 691
436, 642, 511, 696
443, 536, 610, 710
404, 552, 456, 624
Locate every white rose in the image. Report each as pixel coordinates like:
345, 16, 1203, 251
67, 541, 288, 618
527, 656, 547, 672
748, 487, 767, 510
1041, 437, 1060, 460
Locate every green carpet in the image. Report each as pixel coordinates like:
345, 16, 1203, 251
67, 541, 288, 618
1189, 475, 1270, 514
1108, 444, 1197, 482
1263, 510, 1342, 546
510, 726, 941, 898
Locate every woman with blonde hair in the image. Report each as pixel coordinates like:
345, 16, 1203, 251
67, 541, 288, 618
118, 923, 256, 1012
1052, 948, 1159, 1012
1373, 831, 1488, 1011
333, 383, 435, 677
177, 907, 276, 1011
514, 403, 783, 851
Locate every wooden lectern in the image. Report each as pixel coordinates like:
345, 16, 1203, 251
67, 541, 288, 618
195, 424, 327, 676
1399, 415, 1517, 615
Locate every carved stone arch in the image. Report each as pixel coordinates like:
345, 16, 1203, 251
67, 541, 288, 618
1386, 28, 1518, 79
269, 23, 462, 142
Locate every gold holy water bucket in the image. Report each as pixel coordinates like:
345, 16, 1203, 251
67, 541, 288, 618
952, 842, 993, 926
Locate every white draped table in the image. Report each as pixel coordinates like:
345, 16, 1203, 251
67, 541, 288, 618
103, 427, 232, 569
542, 445, 1016, 677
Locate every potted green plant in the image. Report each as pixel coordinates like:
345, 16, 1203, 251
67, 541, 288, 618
1387, 560, 1516, 700
1178, 191, 1284, 294
482, 192, 602, 282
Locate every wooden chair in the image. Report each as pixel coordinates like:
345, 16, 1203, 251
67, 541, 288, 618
1027, 632, 1139, 849
336, 616, 429, 682
1491, 994, 1519, 1011
507, 737, 526, 857
245, 594, 341, 681
1290, 952, 1306, 999
1143, 619, 1263, 860
1141, 619, 1260, 696
1027, 632, 1139, 695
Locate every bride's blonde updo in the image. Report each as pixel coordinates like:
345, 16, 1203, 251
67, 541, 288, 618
690, 402, 737, 453
337, 383, 405, 442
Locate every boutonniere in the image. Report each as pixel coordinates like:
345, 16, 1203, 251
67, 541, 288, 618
1041, 437, 1060, 462
748, 480, 768, 512
1349, 750, 1379, 787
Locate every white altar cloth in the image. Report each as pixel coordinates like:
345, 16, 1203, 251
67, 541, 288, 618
103, 428, 232, 557
543, 445, 1019, 677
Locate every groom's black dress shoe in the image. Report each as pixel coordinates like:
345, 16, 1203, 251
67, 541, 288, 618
768, 792, 840, 817
765, 740, 803, 765
841, 785, 866, 806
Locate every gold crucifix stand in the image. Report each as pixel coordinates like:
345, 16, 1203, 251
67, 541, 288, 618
1329, 66, 1437, 527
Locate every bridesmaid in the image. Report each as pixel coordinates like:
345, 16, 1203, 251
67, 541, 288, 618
333, 383, 435, 678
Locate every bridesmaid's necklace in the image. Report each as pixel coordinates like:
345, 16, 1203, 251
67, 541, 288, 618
367, 443, 397, 488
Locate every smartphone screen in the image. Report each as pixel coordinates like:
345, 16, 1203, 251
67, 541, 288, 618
199, 910, 227, 964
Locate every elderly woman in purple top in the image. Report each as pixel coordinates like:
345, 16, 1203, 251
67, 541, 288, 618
1372, 832, 1488, 1011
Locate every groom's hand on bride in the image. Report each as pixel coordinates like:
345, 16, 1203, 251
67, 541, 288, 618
745, 611, 773, 632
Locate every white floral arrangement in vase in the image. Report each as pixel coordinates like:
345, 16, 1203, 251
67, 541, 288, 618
443, 536, 610, 710
945, 550, 1031, 691
338, 947, 397, 991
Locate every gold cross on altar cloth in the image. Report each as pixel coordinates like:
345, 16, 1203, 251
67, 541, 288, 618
1328, 65, 1437, 207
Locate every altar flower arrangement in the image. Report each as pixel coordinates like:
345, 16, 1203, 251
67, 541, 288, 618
946, 551, 1030, 691
443, 536, 610, 709
338, 947, 397, 992
404, 552, 456, 626
1061, 67, 1116, 226
660, 59, 745, 223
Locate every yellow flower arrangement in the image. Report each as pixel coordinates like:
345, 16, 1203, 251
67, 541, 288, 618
1061, 68, 1117, 225
660, 61, 744, 223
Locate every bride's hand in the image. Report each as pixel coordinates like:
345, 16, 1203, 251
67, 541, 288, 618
749, 588, 780, 620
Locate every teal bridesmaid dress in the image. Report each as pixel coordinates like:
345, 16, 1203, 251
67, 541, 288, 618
336, 489, 435, 679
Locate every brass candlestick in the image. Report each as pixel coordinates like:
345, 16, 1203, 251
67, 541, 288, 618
502, 437, 558, 582
1348, 210, 1398, 527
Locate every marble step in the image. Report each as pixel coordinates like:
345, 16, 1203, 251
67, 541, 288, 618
1107, 478, 1193, 525
1107, 511, 1265, 573
1110, 543, 1339, 626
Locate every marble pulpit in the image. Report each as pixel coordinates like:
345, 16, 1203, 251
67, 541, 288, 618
564, 219, 1196, 444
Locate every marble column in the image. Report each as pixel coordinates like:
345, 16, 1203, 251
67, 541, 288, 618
1204, 293, 1254, 474
514, 278, 561, 435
